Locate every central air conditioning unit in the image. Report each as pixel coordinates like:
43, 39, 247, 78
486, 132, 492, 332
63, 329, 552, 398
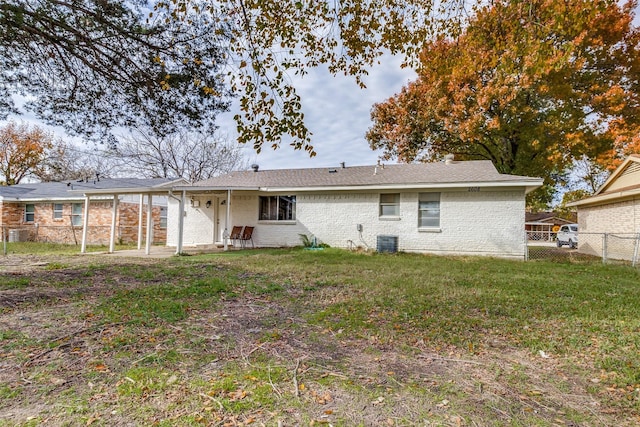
377, 235, 398, 253
8, 229, 30, 242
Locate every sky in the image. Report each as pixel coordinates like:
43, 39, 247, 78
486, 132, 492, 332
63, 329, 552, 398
227, 56, 416, 170
3, 55, 415, 172
4, 4, 638, 174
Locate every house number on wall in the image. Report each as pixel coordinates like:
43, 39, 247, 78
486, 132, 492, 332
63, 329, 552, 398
468, 187, 480, 192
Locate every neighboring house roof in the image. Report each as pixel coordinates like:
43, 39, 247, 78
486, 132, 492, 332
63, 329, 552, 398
525, 212, 576, 224
568, 154, 640, 207
183, 161, 542, 193
0, 178, 178, 202
68, 177, 187, 196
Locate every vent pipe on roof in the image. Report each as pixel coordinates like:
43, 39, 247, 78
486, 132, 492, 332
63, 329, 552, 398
340, 162, 345, 169
251, 164, 259, 172
444, 153, 455, 164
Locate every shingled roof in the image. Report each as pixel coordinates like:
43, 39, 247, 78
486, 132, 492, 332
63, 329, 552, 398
189, 160, 542, 191
0, 178, 174, 201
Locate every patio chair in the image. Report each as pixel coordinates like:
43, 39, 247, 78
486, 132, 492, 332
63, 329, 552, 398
229, 226, 243, 247
239, 226, 254, 248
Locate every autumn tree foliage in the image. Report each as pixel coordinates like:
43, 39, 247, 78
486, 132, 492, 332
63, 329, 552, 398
367, 0, 640, 204
0, 121, 53, 185
1, 0, 468, 153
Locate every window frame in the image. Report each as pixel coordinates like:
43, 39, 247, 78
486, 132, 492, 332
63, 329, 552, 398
259, 195, 296, 221
379, 193, 400, 217
53, 203, 64, 220
71, 203, 83, 226
159, 206, 168, 229
418, 192, 441, 229
24, 204, 35, 223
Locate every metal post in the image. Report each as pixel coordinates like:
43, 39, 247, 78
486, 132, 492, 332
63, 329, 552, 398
137, 194, 144, 250
80, 195, 90, 253
223, 189, 231, 251
632, 233, 640, 268
109, 194, 119, 253
602, 233, 608, 264
176, 190, 185, 255
145, 194, 153, 255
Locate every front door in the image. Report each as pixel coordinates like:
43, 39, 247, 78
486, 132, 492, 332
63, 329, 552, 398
214, 197, 228, 244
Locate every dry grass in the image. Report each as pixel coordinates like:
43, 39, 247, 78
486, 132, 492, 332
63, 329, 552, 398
0, 248, 638, 426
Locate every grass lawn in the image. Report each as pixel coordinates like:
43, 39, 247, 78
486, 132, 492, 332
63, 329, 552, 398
0, 247, 638, 426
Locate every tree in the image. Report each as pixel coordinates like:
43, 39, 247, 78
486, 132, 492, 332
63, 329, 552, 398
555, 188, 591, 219
111, 128, 248, 181
0, 0, 229, 139
1, 0, 469, 153
34, 139, 116, 182
0, 121, 53, 185
568, 156, 610, 194
367, 0, 640, 206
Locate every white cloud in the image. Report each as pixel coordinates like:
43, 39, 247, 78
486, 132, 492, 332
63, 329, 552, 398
220, 54, 416, 170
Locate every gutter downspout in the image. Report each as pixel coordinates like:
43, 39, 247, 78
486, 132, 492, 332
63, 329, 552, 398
80, 195, 90, 253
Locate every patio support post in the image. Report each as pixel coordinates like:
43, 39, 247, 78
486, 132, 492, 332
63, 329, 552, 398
137, 194, 144, 250
80, 195, 90, 253
145, 194, 153, 255
223, 189, 231, 251
176, 190, 185, 255
109, 194, 119, 253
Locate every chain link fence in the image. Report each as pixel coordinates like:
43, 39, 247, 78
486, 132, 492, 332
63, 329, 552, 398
526, 231, 640, 267
1, 225, 166, 247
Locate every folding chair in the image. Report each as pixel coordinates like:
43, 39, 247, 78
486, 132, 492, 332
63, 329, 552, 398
239, 226, 254, 248
229, 226, 243, 247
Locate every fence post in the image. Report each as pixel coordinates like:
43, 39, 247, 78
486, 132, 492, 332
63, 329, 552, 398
524, 230, 529, 261
602, 233, 608, 264
633, 233, 640, 268
2, 225, 6, 256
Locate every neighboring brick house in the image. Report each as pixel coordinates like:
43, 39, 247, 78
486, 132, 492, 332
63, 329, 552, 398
167, 158, 543, 259
525, 211, 577, 242
0, 178, 172, 245
568, 154, 640, 261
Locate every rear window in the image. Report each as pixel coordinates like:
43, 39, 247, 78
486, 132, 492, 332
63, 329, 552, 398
570, 226, 578, 232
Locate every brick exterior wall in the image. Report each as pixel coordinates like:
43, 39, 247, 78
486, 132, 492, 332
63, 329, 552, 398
577, 198, 640, 234
0, 202, 23, 226
0, 200, 166, 245
168, 187, 528, 259
576, 197, 640, 259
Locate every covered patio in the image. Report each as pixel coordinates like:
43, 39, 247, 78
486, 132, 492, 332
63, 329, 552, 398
71, 179, 184, 255
72, 181, 246, 256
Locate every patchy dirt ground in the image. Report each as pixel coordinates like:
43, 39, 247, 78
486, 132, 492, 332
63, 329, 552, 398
0, 253, 636, 426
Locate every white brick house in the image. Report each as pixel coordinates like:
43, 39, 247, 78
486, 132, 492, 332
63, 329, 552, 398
568, 154, 640, 260
167, 159, 542, 259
